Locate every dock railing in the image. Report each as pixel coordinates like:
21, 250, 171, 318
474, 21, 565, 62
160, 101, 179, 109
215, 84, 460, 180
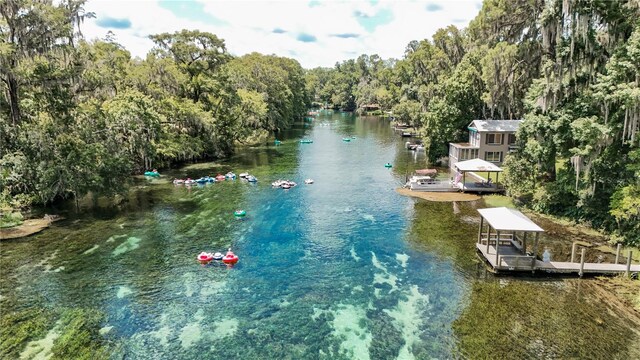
499, 255, 536, 271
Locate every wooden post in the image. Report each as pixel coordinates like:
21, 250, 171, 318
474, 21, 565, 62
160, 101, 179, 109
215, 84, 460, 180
486, 225, 491, 254
523, 232, 528, 255
478, 217, 484, 244
485, 222, 490, 244
533, 232, 539, 259
571, 242, 577, 263
579, 248, 586, 277
615, 244, 621, 264
495, 230, 501, 266
626, 251, 633, 277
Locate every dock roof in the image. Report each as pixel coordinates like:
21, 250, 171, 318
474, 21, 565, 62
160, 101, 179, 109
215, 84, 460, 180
477, 207, 544, 232
454, 158, 503, 172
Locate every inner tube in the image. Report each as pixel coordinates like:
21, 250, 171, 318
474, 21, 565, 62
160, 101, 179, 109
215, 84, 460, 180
342, 138, 351, 142
384, 163, 392, 168
222, 249, 239, 264
234, 210, 246, 217
212, 252, 223, 261
144, 171, 160, 177
197, 252, 213, 264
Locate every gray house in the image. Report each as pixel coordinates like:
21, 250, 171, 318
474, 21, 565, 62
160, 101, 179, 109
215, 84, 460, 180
448, 120, 522, 170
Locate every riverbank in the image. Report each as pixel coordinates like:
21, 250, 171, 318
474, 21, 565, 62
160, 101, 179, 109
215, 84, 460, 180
395, 187, 481, 202
0, 216, 62, 240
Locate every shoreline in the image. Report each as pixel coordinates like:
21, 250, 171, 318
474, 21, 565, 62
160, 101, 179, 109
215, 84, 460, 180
395, 187, 481, 202
0, 216, 62, 240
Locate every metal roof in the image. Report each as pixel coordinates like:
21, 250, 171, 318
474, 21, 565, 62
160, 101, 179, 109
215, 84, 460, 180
454, 158, 503, 172
469, 120, 522, 132
477, 207, 544, 232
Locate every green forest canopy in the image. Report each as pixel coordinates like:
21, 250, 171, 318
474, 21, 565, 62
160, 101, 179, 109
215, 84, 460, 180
1, 0, 639, 245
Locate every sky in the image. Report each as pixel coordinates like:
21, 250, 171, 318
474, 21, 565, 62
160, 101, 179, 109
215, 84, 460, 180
82, 0, 483, 69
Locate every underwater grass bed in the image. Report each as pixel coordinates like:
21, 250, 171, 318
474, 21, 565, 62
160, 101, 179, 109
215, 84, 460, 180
453, 280, 637, 359
1, 307, 111, 360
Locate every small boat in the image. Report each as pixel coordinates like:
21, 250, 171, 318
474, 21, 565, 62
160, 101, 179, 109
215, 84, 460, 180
275, 139, 282, 145
215, 174, 226, 181
239, 172, 249, 179
272, 179, 296, 188
342, 138, 351, 142
407, 175, 437, 190
300, 139, 313, 144
225, 172, 236, 179
173, 179, 185, 185
384, 163, 393, 168
222, 249, 239, 265
197, 252, 214, 264
351, 136, 356, 139
234, 210, 246, 217
144, 171, 160, 177
184, 178, 196, 185
195, 177, 208, 184
247, 175, 257, 183
304, 179, 314, 184
212, 252, 223, 261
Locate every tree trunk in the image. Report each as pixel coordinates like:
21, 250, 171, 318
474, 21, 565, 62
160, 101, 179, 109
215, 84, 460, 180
7, 74, 20, 126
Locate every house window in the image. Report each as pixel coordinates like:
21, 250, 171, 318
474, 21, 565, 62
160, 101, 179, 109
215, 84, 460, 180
458, 148, 479, 160
508, 133, 516, 145
486, 133, 503, 145
469, 131, 480, 146
485, 151, 502, 162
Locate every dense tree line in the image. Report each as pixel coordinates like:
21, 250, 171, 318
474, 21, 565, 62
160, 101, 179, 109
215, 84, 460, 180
0, 0, 309, 212
307, 0, 639, 245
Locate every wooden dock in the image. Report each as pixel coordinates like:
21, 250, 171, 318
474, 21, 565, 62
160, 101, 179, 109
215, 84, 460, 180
475, 207, 639, 277
403, 180, 506, 194
476, 239, 640, 276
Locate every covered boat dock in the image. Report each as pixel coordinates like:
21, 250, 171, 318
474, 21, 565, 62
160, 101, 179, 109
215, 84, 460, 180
476, 207, 639, 276
453, 159, 505, 193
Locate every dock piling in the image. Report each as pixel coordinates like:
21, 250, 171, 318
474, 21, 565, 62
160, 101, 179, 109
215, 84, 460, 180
615, 244, 621, 264
579, 249, 586, 277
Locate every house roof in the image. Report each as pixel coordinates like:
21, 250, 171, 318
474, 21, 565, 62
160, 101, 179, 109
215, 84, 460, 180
469, 120, 522, 132
454, 158, 503, 172
477, 207, 544, 232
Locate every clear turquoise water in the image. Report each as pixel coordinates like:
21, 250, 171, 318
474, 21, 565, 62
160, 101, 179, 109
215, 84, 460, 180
2, 112, 638, 359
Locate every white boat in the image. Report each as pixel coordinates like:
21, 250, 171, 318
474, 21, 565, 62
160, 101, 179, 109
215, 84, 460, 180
407, 176, 436, 190
272, 179, 295, 188
247, 175, 257, 182
304, 179, 314, 184
239, 172, 249, 179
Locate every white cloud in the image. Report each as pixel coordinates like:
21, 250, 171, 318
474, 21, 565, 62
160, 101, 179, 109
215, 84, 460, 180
82, 0, 481, 68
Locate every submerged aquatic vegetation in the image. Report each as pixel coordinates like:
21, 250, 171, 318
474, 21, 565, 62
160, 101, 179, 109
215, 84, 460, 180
50, 309, 111, 360
453, 280, 637, 359
0, 307, 56, 359
0, 307, 110, 360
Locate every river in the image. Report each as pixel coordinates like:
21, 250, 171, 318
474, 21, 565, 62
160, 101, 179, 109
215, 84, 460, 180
1, 112, 638, 359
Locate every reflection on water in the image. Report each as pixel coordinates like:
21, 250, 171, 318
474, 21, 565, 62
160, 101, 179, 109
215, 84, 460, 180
1, 113, 638, 359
